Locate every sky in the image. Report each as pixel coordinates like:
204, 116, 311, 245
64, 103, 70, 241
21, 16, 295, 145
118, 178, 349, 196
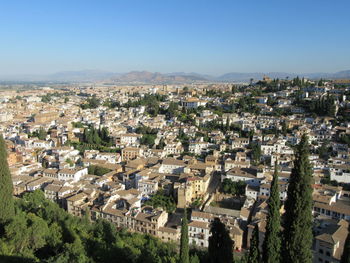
0, 0, 350, 76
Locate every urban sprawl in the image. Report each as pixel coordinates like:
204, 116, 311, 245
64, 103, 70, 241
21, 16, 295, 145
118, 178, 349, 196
1, 76, 350, 262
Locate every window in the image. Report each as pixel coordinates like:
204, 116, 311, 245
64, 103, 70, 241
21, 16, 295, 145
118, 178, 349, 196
325, 251, 330, 257
319, 249, 323, 254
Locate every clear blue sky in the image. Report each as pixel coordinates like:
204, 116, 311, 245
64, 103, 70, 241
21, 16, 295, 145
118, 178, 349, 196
1, 0, 350, 75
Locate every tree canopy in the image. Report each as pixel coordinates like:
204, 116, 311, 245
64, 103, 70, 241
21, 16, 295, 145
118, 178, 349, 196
208, 217, 233, 263
0, 135, 15, 225
0, 190, 178, 263
283, 135, 313, 263
180, 209, 189, 263
262, 163, 281, 263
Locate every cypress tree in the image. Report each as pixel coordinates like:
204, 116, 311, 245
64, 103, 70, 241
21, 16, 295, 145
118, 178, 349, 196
180, 209, 189, 263
208, 217, 233, 263
262, 163, 281, 263
341, 223, 350, 263
0, 134, 15, 225
283, 134, 313, 263
247, 224, 261, 263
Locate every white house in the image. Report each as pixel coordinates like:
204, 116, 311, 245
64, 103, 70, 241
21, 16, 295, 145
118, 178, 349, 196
188, 211, 213, 248
222, 167, 262, 187
58, 168, 88, 182
181, 97, 207, 109
259, 182, 288, 201
329, 164, 350, 183
159, 158, 186, 174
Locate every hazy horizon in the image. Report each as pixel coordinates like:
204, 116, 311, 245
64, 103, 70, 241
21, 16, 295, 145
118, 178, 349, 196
1, 0, 350, 76
1, 68, 350, 78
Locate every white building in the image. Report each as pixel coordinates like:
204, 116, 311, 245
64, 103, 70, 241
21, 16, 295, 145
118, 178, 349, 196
138, 180, 158, 197
222, 167, 262, 187
259, 182, 288, 201
188, 211, 213, 248
159, 158, 186, 174
181, 97, 207, 109
116, 133, 141, 146
164, 141, 183, 156
189, 141, 209, 155
58, 168, 88, 182
329, 165, 350, 183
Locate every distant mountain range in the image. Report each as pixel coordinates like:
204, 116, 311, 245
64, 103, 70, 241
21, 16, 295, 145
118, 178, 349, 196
1, 69, 350, 84
111, 71, 208, 84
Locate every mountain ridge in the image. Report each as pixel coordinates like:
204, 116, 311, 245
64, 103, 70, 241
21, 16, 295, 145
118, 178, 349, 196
1, 69, 350, 83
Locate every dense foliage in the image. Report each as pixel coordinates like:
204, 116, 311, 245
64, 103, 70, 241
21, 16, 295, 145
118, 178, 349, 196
307, 95, 336, 117
28, 128, 47, 140
0, 135, 15, 225
208, 218, 233, 263
123, 94, 167, 117
262, 164, 281, 263
83, 127, 112, 146
221, 179, 246, 196
87, 165, 112, 176
339, 134, 350, 147
247, 225, 260, 263
135, 126, 158, 147
144, 190, 176, 213
180, 209, 189, 263
249, 143, 261, 165
41, 92, 74, 103
68, 141, 121, 155
0, 190, 178, 263
80, 96, 100, 109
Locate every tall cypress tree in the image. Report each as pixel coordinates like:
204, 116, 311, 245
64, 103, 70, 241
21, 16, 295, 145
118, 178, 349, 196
208, 217, 233, 263
0, 134, 15, 225
283, 134, 313, 263
180, 209, 189, 263
262, 163, 281, 263
341, 223, 350, 263
247, 224, 261, 263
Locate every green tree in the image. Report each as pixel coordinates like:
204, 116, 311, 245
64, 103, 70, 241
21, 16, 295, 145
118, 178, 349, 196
92, 129, 101, 145
80, 96, 100, 109
0, 190, 179, 262
247, 224, 260, 263
190, 253, 200, 263
208, 217, 233, 263
318, 78, 323, 86
262, 163, 281, 263
157, 138, 166, 149
38, 128, 47, 140
144, 190, 176, 213
180, 209, 189, 263
0, 135, 15, 225
88, 165, 112, 176
283, 135, 313, 263
65, 158, 74, 167
341, 223, 350, 263
221, 179, 246, 196
140, 134, 156, 147
251, 143, 261, 165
